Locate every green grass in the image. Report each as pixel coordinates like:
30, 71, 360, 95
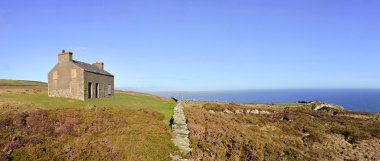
0, 92, 175, 123
0, 79, 47, 87
271, 102, 303, 107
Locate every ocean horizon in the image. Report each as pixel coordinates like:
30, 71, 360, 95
151, 89, 380, 113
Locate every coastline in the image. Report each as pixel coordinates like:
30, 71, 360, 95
152, 89, 380, 113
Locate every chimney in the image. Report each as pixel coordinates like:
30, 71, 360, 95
93, 61, 104, 70
58, 50, 73, 63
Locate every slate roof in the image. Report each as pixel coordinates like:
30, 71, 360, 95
73, 60, 113, 77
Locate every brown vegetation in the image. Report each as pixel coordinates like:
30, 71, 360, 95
184, 102, 380, 161
0, 104, 175, 160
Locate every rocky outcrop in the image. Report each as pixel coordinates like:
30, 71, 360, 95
313, 101, 344, 111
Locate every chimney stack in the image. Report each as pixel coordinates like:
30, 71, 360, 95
93, 61, 104, 70
58, 49, 73, 63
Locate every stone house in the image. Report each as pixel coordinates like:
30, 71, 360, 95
48, 50, 114, 100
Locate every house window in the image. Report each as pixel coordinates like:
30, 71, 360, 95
71, 69, 77, 78
52, 71, 58, 80
108, 85, 112, 96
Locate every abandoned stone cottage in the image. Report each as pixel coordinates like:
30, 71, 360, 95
48, 50, 114, 100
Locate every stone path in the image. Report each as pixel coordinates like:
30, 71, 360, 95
171, 101, 192, 160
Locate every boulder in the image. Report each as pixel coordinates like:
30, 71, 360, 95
223, 109, 233, 114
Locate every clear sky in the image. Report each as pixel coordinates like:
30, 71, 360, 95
0, 0, 379, 91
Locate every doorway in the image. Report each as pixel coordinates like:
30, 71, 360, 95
95, 83, 99, 98
88, 82, 92, 99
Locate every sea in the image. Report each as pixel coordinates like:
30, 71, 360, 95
152, 89, 380, 113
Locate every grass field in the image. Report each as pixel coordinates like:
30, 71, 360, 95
0, 79, 47, 87
0, 92, 175, 123
0, 79, 177, 160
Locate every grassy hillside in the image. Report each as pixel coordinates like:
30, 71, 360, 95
0, 79, 47, 87
0, 79, 177, 160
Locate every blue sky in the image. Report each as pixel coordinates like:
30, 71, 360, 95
0, 0, 379, 91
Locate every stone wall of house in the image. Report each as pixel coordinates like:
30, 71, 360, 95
48, 61, 85, 100
48, 51, 114, 101
83, 71, 114, 100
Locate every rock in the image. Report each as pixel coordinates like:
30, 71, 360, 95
313, 103, 344, 111
250, 109, 259, 114
282, 115, 290, 121
259, 110, 271, 114
235, 110, 243, 114
171, 153, 194, 161
223, 109, 233, 114
208, 110, 215, 114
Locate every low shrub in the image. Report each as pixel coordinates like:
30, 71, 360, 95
184, 102, 380, 160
